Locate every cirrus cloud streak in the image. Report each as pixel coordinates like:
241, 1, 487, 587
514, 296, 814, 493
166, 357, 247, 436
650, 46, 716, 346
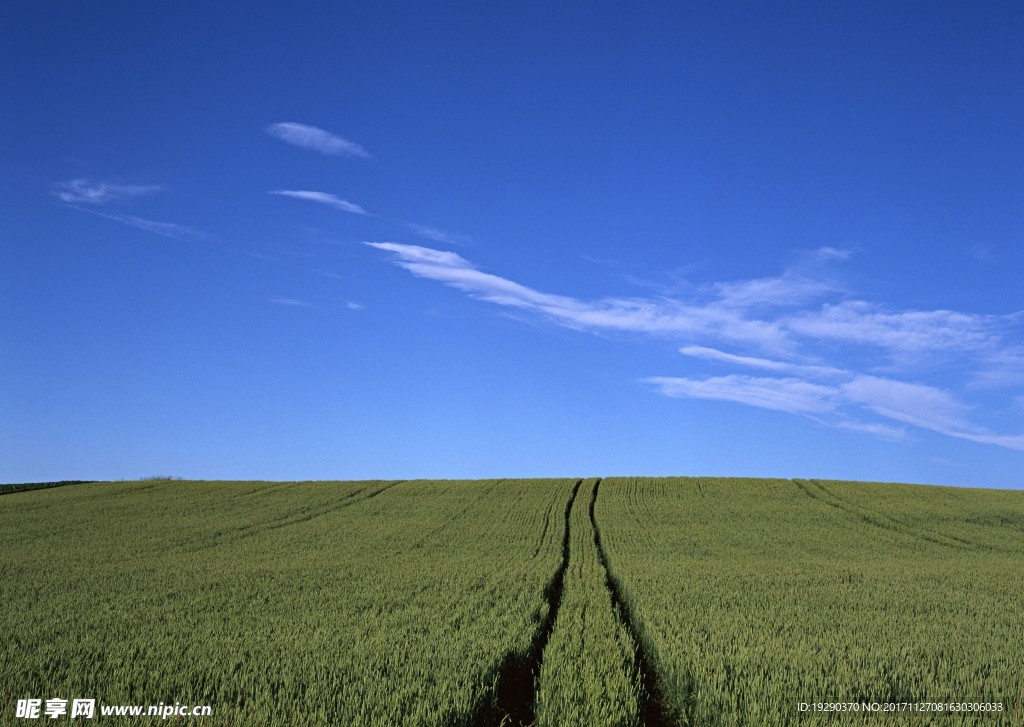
265, 122, 370, 159
52, 178, 163, 205
367, 241, 1024, 452
270, 190, 368, 215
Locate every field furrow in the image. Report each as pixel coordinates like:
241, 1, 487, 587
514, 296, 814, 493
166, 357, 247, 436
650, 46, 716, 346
0, 479, 577, 726
598, 477, 1024, 726
3, 476, 1022, 725
810, 479, 1024, 552
473, 479, 582, 726
589, 479, 674, 726
534, 479, 642, 727
792, 479, 978, 550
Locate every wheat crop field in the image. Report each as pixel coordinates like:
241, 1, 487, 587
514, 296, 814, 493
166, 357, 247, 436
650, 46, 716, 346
1, 477, 1022, 725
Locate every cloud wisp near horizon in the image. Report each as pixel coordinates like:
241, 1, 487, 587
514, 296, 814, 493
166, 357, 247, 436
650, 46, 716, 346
367, 241, 1024, 452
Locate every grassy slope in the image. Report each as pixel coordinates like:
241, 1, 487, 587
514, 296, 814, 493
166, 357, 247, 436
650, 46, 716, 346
598, 477, 1024, 726
2, 477, 1022, 726
0, 478, 576, 726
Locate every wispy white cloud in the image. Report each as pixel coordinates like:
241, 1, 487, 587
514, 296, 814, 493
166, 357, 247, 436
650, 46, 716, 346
365, 244, 1022, 362
405, 223, 470, 246
53, 177, 202, 239
678, 345, 844, 378
364, 241, 787, 348
66, 205, 203, 239
815, 246, 853, 261
707, 274, 837, 310
269, 298, 313, 307
838, 375, 1024, 451
966, 346, 1024, 389
52, 178, 163, 205
265, 122, 370, 159
367, 242, 1024, 451
786, 302, 1009, 358
646, 371, 1023, 448
366, 242, 473, 269
345, 301, 365, 311
115, 215, 200, 239
841, 375, 972, 434
270, 190, 368, 215
646, 375, 838, 415
952, 432, 1024, 450
830, 419, 908, 441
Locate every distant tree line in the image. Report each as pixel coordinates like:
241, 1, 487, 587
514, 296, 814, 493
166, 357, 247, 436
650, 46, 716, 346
0, 481, 97, 496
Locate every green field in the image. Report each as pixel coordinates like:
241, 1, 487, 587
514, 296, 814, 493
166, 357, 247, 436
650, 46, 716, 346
2, 477, 1022, 725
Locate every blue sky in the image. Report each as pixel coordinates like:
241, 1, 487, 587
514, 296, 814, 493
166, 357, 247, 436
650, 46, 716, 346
2, 2, 1023, 488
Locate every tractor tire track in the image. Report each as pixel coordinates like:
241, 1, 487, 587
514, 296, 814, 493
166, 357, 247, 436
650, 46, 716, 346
792, 479, 979, 550
472, 479, 582, 727
232, 481, 297, 498
589, 478, 675, 727
264, 479, 404, 531
360, 479, 405, 502
812, 478, 984, 549
412, 480, 505, 550
180, 481, 405, 552
531, 489, 561, 559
